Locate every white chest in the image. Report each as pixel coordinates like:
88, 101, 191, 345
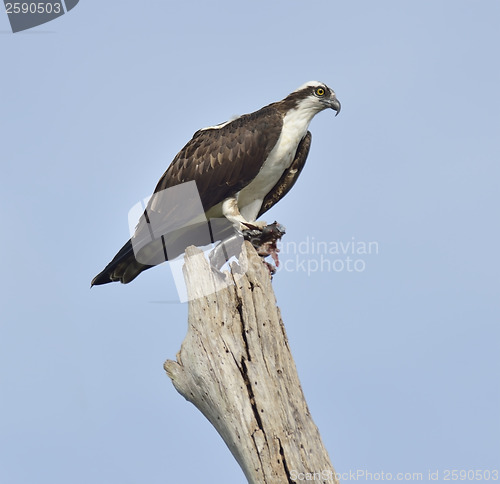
238, 108, 314, 219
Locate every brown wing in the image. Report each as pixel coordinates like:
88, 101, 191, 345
91, 106, 284, 286
258, 131, 312, 217
153, 105, 284, 211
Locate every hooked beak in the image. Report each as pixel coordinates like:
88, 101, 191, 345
328, 95, 341, 116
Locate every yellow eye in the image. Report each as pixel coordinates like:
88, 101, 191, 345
315, 87, 325, 96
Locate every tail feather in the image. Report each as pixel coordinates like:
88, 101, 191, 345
91, 218, 237, 287
91, 239, 153, 286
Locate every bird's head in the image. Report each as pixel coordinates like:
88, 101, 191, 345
283, 81, 341, 117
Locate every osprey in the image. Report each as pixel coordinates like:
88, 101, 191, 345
92, 81, 341, 286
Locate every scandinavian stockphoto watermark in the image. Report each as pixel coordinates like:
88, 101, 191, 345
290, 468, 499, 482
277, 236, 379, 276
3, 0, 79, 33
126, 181, 379, 302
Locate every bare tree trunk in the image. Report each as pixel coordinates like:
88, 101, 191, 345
164, 242, 338, 484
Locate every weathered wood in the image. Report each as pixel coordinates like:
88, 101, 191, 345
164, 241, 338, 484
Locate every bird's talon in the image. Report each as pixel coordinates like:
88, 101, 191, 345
241, 220, 267, 231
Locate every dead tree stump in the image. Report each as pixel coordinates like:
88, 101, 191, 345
164, 241, 338, 484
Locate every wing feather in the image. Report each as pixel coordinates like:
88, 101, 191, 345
153, 106, 283, 211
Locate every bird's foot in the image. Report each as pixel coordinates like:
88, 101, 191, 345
240, 220, 268, 231
242, 221, 286, 275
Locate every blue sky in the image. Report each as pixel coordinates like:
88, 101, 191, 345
1, 1, 499, 483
